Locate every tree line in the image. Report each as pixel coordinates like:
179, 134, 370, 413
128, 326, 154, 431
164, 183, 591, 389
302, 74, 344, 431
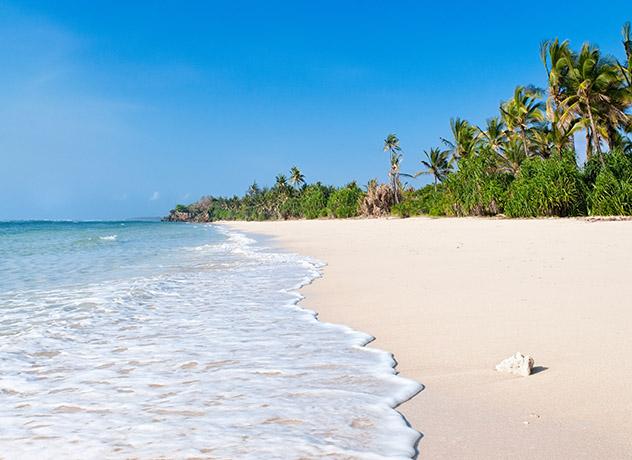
166, 24, 632, 222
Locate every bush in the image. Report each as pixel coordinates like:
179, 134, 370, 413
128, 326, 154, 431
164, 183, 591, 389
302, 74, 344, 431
391, 185, 447, 217
589, 170, 632, 215
444, 151, 511, 216
300, 183, 329, 219
327, 183, 363, 218
588, 150, 632, 215
359, 180, 397, 217
505, 157, 586, 217
279, 196, 302, 219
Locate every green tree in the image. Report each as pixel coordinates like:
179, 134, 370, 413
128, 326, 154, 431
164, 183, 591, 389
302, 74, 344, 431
619, 22, 632, 87
327, 182, 363, 218
501, 86, 545, 158
540, 39, 579, 157
560, 44, 625, 161
477, 117, 507, 154
496, 138, 528, 175
442, 118, 478, 158
300, 183, 329, 219
416, 148, 452, 190
289, 166, 305, 189
383, 133, 404, 202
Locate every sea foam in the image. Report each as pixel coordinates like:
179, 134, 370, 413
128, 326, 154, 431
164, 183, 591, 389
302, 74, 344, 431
0, 223, 421, 459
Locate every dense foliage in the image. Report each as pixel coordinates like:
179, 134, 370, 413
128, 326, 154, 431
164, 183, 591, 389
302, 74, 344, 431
168, 24, 632, 222
505, 156, 586, 217
327, 183, 363, 218
165, 172, 365, 222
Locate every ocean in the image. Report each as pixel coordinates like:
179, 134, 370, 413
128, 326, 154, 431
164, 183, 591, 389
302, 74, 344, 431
0, 221, 421, 459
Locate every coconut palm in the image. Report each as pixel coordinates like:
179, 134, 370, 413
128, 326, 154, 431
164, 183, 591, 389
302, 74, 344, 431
384, 133, 401, 159
530, 124, 553, 158
383, 133, 404, 202
442, 118, 478, 158
619, 22, 632, 87
289, 166, 305, 189
496, 138, 528, 175
540, 39, 579, 156
560, 44, 625, 161
477, 117, 507, 153
246, 181, 261, 196
549, 117, 582, 158
416, 148, 452, 190
540, 39, 573, 119
274, 174, 290, 196
501, 86, 545, 158
601, 88, 631, 150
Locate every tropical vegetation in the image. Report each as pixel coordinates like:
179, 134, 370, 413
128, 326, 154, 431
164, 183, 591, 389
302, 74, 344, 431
167, 25, 632, 222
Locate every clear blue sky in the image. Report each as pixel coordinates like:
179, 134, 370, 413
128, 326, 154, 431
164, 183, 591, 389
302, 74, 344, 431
1, 1, 629, 220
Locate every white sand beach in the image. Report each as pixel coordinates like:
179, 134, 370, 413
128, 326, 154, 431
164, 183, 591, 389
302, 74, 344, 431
225, 218, 632, 459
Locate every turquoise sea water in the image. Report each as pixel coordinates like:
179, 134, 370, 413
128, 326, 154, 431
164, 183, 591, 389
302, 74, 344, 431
0, 221, 223, 291
0, 221, 421, 459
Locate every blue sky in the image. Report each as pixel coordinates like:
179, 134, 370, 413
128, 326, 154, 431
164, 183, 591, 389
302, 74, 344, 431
1, 1, 629, 219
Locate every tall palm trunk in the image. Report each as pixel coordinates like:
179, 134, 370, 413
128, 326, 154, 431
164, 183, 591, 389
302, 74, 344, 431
520, 127, 530, 158
390, 168, 400, 204
606, 125, 618, 151
557, 137, 574, 159
585, 128, 593, 161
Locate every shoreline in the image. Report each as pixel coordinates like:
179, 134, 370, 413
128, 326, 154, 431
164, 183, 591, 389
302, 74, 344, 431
224, 217, 632, 459
235, 226, 425, 455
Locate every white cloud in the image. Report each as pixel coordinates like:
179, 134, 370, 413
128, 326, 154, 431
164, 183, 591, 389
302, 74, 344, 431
149, 191, 160, 201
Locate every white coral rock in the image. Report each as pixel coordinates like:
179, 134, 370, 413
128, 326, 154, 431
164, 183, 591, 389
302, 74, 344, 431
495, 352, 534, 377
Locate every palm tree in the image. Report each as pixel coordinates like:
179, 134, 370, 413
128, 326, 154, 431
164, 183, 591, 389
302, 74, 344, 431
477, 117, 507, 153
416, 148, 452, 190
540, 39, 579, 157
530, 124, 553, 158
549, 117, 582, 158
383, 133, 403, 202
560, 44, 625, 161
496, 138, 528, 175
289, 166, 305, 189
274, 174, 289, 194
619, 22, 632, 87
247, 181, 261, 196
442, 118, 478, 158
501, 86, 545, 158
540, 39, 573, 119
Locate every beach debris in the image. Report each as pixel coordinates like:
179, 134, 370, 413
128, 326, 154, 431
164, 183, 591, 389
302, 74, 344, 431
495, 352, 534, 377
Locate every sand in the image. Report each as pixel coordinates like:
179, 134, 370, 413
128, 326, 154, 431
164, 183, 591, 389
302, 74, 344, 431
224, 218, 632, 459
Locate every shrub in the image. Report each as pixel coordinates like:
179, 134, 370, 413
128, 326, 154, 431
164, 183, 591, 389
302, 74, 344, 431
505, 157, 586, 217
300, 183, 329, 219
360, 180, 397, 217
588, 150, 632, 215
444, 151, 511, 216
279, 196, 302, 219
327, 183, 363, 218
391, 185, 447, 217
589, 170, 632, 215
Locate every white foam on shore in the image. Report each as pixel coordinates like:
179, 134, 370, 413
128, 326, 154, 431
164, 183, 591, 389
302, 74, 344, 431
0, 225, 422, 459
